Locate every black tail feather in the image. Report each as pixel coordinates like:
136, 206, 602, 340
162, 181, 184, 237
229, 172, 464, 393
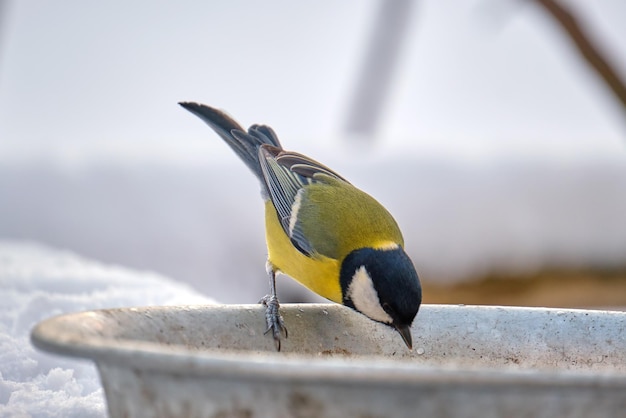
179, 102, 282, 180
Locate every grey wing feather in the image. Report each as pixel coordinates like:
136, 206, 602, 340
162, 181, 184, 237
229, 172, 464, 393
275, 153, 349, 183
258, 145, 349, 256
180, 101, 342, 257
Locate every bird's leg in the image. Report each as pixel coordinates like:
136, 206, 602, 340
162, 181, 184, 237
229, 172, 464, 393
259, 263, 288, 351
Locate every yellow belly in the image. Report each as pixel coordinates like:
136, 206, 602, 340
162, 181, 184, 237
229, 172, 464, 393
264, 201, 342, 303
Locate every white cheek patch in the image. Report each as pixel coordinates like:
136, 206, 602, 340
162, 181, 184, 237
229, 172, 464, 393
346, 266, 393, 324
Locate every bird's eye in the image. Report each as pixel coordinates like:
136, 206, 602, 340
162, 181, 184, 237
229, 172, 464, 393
382, 302, 392, 314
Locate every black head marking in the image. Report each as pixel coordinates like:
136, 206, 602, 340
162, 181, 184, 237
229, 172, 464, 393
340, 247, 422, 328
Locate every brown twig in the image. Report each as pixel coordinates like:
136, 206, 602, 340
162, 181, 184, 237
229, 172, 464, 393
533, 0, 626, 112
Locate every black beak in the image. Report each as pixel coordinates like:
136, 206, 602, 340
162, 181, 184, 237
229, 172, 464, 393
395, 324, 413, 350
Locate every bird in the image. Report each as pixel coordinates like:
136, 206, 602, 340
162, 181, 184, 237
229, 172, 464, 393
179, 102, 422, 351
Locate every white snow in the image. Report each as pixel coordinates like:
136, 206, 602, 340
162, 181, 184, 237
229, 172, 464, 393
0, 241, 213, 417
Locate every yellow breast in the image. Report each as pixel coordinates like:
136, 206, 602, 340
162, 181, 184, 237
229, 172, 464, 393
264, 201, 342, 303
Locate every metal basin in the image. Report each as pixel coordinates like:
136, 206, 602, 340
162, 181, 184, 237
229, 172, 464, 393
31, 304, 626, 417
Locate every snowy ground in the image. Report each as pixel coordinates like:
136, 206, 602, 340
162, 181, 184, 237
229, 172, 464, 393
0, 241, 213, 417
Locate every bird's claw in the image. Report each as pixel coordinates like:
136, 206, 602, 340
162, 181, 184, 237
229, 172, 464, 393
259, 295, 288, 350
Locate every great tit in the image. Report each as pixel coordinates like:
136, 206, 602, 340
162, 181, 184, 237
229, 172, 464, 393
180, 102, 422, 350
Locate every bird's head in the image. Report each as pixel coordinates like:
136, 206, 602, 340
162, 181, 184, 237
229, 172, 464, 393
340, 245, 422, 349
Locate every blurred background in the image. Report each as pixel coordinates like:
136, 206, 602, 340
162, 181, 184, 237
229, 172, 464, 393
1, 0, 625, 308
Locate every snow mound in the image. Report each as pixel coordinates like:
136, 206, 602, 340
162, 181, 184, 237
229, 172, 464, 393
0, 241, 213, 417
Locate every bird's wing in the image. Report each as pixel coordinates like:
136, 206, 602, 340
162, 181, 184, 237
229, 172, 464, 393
258, 145, 349, 257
